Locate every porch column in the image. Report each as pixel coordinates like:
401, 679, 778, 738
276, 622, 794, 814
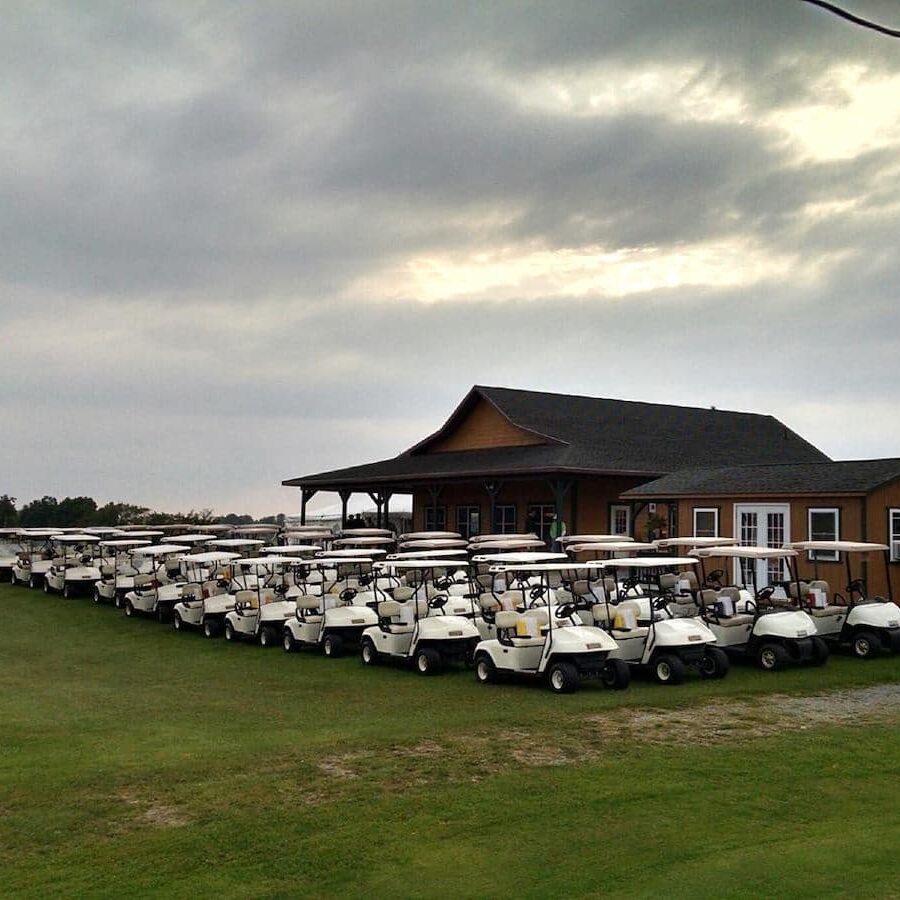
483, 481, 503, 533
339, 489, 352, 528
426, 484, 443, 530
367, 492, 382, 528
300, 488, 317, 526
548, 478, 574, 547
383, 491, 392, 533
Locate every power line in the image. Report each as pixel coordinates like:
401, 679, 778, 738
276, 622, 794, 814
799, 0, 900, 37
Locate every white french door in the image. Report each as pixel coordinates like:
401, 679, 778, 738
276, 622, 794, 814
733, 504, 790, 588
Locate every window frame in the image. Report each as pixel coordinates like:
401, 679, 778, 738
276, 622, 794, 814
493, 503, 517, 534
526, 503, 556, 545
692, 507, 720, 538
807, 507, 840, 561
455, 504, 481, 540
609, 504, 632, 537
424, 505, 446, 532
889, 508, 900, 562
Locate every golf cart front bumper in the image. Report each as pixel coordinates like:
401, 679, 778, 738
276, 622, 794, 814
565, 651, 613, 676
885, 627, 900, 652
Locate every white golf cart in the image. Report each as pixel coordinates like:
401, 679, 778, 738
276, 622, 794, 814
359, 560, 481, 674
43, 534, 103, 597
398, 531, 462, 544
222, 557, 299, 646
121, 545, 192, 620
0, 529, 23, 579
472, 561, 630, 694
283, 557, 380, 656
170, 551, 242, 636
11, 530, 61, 587
594, 557, 728, 684
691, 546, 828, 670
93, 539, 153, 603
785, 541, 900, 658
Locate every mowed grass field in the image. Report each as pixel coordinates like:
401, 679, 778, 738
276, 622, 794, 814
2, 582, 900, 899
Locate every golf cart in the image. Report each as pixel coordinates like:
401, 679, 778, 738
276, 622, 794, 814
472, 561, 630, 694
170, 551, 242, 636
93, 539, 153, 603
121, 545, 192, 619
359, 560, 481, 674
785, 541, 900, 658
11, 530, 61, 587
691, 546, 828, 670
222, 557, 299, 646
399, 538, 469, 552
591, 557, 728, 683
43, 534, 103, 597
398, 531, 462, 544
0, 529, 23, 579
283, 557, 380, 656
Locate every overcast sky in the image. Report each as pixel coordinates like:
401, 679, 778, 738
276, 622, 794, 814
3, 1, 900, 516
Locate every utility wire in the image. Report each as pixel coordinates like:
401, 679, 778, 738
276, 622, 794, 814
799, 0, 900, 37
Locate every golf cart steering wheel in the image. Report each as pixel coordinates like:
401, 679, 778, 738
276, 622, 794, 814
434, 575, 454, 590
705, 569, 724, 589
339, 587, 358, 603
428, 594, 448, 610
846, 578, 865, 595
651, 596, 670, 612
756, 586, 775, 604
273, 583, 288, 596
358, 572, 372, 587
555, 601, 577, 620
528, 586, 547, 608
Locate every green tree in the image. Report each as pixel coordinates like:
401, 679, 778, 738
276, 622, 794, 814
18, 496, 60, 527
0, 494, 17, 526
56, 496, 98, 526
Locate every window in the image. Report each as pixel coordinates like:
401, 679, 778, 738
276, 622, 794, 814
610, 505, 631, 536
493, 504, 516, 534
693, 507, 719, 538
526, 504, 556, 545
890, 509, 900, 561
456, 505, 481, 540
808, 508, 839, 561
424, 506, 446, 531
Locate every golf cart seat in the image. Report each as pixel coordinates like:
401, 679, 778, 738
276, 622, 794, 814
297, 596, 323, 621
377, 599, 413, 634
716, 613, 755, 627
611, 601, 648, 638
591, 603, 617, 625
479, 593, 501, 612
202, 580, 223, 598
100, 564, 115, 577
393, 586, 415, 602
808, 605, 846, 617
180, 583, 202, 602
235, 589, 259, 610
495, 611, 544, 647
134, 574, 156, 593
659, 573, 677, 590
259, 590, 277, 605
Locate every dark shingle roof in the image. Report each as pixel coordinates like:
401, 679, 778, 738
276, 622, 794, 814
284, 386, 829, 489
621, 458, 900, 498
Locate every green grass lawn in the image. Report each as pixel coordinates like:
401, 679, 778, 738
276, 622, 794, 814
2, 581, 899, 899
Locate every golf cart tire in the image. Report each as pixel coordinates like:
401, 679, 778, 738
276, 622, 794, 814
123, 599, 135, 617
699, 647, 730, 680
172, 612, 183, 632
360, 638, 379, 666
93, 587, 102, 604
259, 625, 279, 648
810, 636, 829, 667
415, 647, 442, 675
322, 633, 343, 658
203, 619, 221, 639
851, 630, 882, 660
283, 629, 297, 652
474, 652, 497, 684
157, 606, 169, 624
601, 658, 631, 690
224, 621, 236, 642
114, 593, 123, 609
547, 660, 579, 694
43, 579, 50, 593
653, 653, 686, 685
757, 642, 788, 671
63, 583, 71, 599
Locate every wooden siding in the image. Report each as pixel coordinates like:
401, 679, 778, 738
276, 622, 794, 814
425, 397, 546, 453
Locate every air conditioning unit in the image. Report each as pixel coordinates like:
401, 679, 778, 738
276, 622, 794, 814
893, 541, 900, 562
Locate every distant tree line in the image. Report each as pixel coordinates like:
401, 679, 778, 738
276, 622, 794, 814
0, 494, 284, 529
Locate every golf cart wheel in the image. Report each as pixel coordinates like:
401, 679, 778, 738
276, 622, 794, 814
282, 629, 297, 653
124, 599, 135, 617
851, 631, 882, 660
224, 621, 235, 641
259, 626, 279, 648
653, 654, 686, 685
601, 658, 631, 690
323, 633, 344, 658
757, 643, 788, 671
810, 636, 829, 667
474, 653, 497, 684
43, 579, 50, 594
93, 587, 102, 604
114, 593, 123, 609
547, 660, 579, 694
203, 619, 222, 639
10, 571, 16, 585
63, 583, 71, 599
699, 647, 730, 680
172, 612, 183, 632
156, 606, 169, 624
415, 647, 442, 675
360, 638, 379, 666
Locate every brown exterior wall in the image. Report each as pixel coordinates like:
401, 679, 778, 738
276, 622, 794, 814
426, 397, 545, 453
670, 495, 895, 599
867, 479, 900, 600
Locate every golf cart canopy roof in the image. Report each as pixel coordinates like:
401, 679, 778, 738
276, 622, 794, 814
193, 525, 233, 533
601, 556, 699, 569
83, 527, 125, 536
332, 536, 395, 547
340, 528, 393, 537
785, 541, 890, 553
320, 548, 387, 558
472, 552, 568, 564
560, 534, 634, 545
309, 556, 375, 567
691, 546, 796, 560
208, 539, 266, 548
130, 544, 193, 556
232, 525, 279, 533
566, 541, 656, 554
234, 556, 298, 567
283, 530, 333, 541
18, 529, 62, 538
117, 530, 164, 539
388, 548, 470, 559
468, 539, 545, 551
468, 533, 538, 543
52, 534, 102, 544
398, 531, 462, 542
98, 539, 152, 549
654, 536, 735, 549
261, 544, 322, 555
488, 562, 606, 573
161, 534, 213, 544
400, 538, 469, 549
376, 559, 473, 571
180, 551, 242, 564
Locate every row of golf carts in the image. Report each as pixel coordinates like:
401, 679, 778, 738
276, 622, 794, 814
2, 526, 897, 693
